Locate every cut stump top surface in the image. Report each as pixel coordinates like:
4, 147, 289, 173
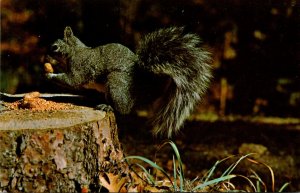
0, 107, 106, 130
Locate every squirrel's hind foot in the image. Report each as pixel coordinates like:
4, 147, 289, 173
95, 104, 114, 112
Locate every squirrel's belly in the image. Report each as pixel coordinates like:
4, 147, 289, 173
83, 82, 106, 93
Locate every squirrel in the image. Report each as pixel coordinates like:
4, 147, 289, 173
45, 26, 212, 137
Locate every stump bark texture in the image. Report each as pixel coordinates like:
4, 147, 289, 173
0, 107, 129, 192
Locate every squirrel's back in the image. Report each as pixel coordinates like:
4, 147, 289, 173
136, 27, 212, 137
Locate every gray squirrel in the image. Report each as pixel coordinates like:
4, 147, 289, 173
46, 26, 212, 137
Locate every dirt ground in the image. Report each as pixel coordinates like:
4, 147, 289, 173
119, 115, 300, 192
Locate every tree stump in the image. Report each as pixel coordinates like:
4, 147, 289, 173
0, 103, 129, 192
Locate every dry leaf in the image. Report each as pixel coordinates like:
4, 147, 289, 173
99, 173, 127, 192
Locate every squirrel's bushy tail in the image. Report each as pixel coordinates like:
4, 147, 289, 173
136, 27, 212, 137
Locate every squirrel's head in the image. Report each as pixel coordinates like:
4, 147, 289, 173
46, 26, 87, 72
50, 26, 87, 54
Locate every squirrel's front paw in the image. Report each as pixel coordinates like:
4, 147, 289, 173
95, 104, 114, 112
46, 73, 55, 79
46, 72, 65, 80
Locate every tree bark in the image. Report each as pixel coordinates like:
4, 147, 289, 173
0, 107, 129, 193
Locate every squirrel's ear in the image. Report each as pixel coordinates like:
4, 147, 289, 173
64, 26, 73, 39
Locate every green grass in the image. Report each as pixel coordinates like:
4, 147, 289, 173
124, 140, 290, 192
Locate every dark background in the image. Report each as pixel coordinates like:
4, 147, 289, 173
1, 0, 299, 117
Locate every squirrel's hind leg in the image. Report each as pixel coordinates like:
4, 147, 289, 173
106, 71, 135, 115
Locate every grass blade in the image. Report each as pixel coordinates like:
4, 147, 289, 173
249, 169, 266, 192
192, 174, 236, 191
125, 155, 175, 189
222, 153, 254, 177
132, 163, 156, 185
157, 140, 185, 191
172, 155, 177, 191
278, 182, 290, 192
236, 174, 257, 192
203, 155, 235, 182
168, 141, 184, 191
247, 157, 275, 192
